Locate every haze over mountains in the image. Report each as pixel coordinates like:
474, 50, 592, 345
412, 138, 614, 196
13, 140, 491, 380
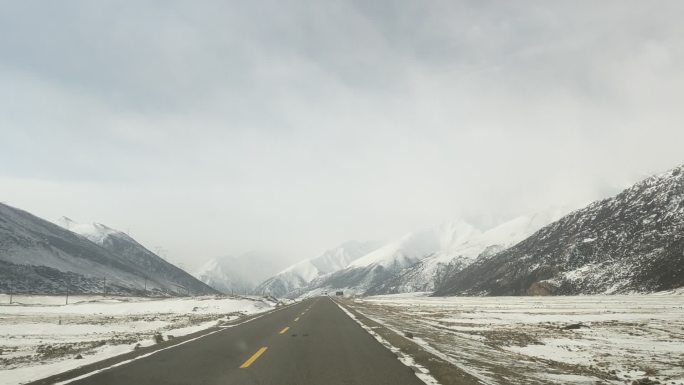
366, 208, 569, 295
251, 164, 684, 298
0, 204, 217, 296
245, 216, 557, 299
435, 164, 684, 296
1, 164, 682, 299
194, 252, 286, 295
274, 209, 567, 297
254, 241, 383, 297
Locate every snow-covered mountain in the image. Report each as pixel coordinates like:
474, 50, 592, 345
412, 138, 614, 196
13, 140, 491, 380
366, 208, 568, 295
195, 252, 284, 295
57, 217, 135, 245
0, 204, 218, 296
253, 166, 684, 298
435, 164, 684, 296
305, 221, 485, 296
254, 240, 382, 297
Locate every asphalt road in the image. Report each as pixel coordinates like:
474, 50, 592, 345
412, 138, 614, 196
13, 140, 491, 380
62, 297, 425, 385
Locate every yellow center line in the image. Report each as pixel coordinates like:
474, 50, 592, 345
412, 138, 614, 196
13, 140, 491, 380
239, 347, 268, 369
294, 317, 299, 322
279, 326, 290, 334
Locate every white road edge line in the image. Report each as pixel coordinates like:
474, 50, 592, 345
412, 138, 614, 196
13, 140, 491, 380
331, 297, 441, 385
54, 302, 299, 385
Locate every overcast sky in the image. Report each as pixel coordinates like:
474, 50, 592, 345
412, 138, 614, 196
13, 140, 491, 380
1, 1, 683, 271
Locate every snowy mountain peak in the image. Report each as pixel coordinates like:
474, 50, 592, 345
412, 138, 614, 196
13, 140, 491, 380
438, 219, 479, 243
651, 163, 683, 181
56, 216, 133, 245
255, 240, 382, 297
194, 256, 253, 294
310, 209, 570, 296
196, 257, 220, 276
279, 240, 383, 276
1, 203, 217, 296
194, 252, 287, 295
435, 164, 684, 296
349, 220, 480, 269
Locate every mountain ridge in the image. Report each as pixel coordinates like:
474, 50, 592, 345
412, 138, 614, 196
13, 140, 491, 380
194, 252, 285, 295
302, 211, 565, 296
0, 203, 218, 296
365, 208, 569, 295
254, 240, 382, 297
434, 164, 684, 296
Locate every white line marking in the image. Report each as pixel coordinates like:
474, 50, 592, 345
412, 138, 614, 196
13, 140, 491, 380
332, 298, 441, 385
54, 304, 296, 384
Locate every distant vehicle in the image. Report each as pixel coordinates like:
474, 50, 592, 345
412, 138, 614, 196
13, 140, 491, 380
335, 291, 343, 296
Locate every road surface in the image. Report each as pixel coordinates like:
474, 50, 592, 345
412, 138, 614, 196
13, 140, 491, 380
50, 297, 425, 385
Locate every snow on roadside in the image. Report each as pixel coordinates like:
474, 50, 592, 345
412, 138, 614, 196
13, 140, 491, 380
0, 295, 278, 385
348, 293, 684, 385
333, 300, 440, 385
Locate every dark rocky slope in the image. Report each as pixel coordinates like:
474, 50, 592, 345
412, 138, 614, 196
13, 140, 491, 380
435, 165, 684, 296
0, 203, 218, 296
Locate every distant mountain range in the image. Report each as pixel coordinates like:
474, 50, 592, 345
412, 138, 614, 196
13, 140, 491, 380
0, 204, 218, 296
258, 164, 684, 297
194, 252, 286, 295
254, 241, 382, 297
366, 209, 568, 295
4, 163, 682, 298
252, 213, 567, 298
297, 209, 565, 297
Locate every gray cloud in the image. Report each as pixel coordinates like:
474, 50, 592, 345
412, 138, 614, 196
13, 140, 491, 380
1, 1, 683, 269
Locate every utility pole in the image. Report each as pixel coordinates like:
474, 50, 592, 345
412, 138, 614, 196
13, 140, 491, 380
144, 277, 147, 296
65, 279, 69, 305
103, 277, 107, 297
9, 279, 13, 305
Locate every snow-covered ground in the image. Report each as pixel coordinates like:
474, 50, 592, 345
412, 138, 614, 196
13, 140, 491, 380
347, 293, 684, 385
0, 295, 279, 385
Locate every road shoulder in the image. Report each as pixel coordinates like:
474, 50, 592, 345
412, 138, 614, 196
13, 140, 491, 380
334, 298, 482, 385
25, 302, 297, 385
